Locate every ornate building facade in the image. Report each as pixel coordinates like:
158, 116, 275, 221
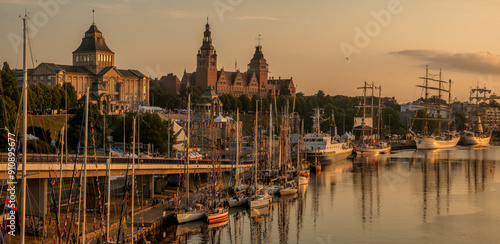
160, 22, 295, 97
27, 23, 149, 114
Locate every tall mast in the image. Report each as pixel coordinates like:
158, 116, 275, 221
448, 79, 452, 131
57, 124, 64, 244
424, 65, 429, 135
106, 146, 111, 243
236, 108, 239, 185
186, 94, 191, 206
82, 86, 89, 244
378, 86, 382, 138
131, 117, 136, 244
269, 105, 272, 174
254, 100, 259, 190
20, 11, 28, 244
437, 69, 442, 132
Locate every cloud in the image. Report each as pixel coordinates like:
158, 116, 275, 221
392, 49, 500, 74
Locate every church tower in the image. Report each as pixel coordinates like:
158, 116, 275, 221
248, 37, 269, 94
73, 23, 114, 74
196, 21, 218, 91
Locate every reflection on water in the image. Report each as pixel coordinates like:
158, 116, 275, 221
159, 146, 500, 244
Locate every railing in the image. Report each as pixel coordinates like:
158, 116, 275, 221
0, 153, 253, 166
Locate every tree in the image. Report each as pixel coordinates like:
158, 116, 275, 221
180, 86, 201, 106
67, 103, 104, 152
138, 113, 176, 153
280, 86, 291, 96
59, 82, 78, 109
1, 62, 20, 107
0, 62, 20, 151
238, 94, 251, 112
110, 112, 176, 154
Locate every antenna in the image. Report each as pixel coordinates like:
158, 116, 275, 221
256, 34, 263, 47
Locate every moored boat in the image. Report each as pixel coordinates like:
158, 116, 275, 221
206, 207, 229, 224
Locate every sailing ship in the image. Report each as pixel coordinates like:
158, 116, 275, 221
353, 82, 391, 155
410, 66, 460, 149
175, 94, 207, 224
303, 108, 353, 163
294, 120, 309, 185
249, 100, 272, 208
460, 85, 493, 146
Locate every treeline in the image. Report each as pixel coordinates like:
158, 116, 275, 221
150, 81, 406, 135
28, 82, 78, 113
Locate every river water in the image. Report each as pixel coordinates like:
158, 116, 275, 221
159, 146, 500, 243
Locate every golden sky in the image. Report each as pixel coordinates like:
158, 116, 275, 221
2, 0, 500, 103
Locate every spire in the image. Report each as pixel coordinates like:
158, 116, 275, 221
256, 34, 263, 47
92, 7, 95, 25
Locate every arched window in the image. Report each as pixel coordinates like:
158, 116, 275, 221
109, 77, 116, 92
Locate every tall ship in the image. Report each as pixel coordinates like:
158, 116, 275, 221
460, 85, 493, 146
410, 66, 459, 149
353, 81, 391, 155
303, 108, 353, 163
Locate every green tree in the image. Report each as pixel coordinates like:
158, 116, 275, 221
180, 86, 201, 106
59, 82, 78, 109
138, 113, 176, 153
67, 103, 104, 152
238, 94, 251, 112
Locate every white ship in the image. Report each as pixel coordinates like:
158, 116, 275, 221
460, 85, 493, 146
303, 108, 353, 163
353, 82, 391, 155
410, 66, 459, 150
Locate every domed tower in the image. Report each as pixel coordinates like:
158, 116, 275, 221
248, 36, 269, 94
73, 24, 114, 74
196, 21, 218, 91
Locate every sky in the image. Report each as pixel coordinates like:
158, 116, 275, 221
2, 0, 500, 104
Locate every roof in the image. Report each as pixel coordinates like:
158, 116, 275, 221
39, 63, 92, 74
217, 71, 252, 86
119, 69, 145, 78
73, 24, 114, 53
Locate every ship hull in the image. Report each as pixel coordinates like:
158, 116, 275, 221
304, 148, 353, 164
460, 135, 491, 146
354, 145, 391, 155
416, 136, 460, 150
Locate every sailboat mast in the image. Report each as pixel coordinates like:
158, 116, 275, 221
186, 94, 191, 206
254, 100, 259, 190
82, 86, 89, 244
269, 105, 272, 174
448, 79, 452, 131
424, 65, 429, 135
378, 86, 382, 138
437, 69, 443, 132
236, 108, 239, 185
106, 146, 111, 243
20, 11, 28, 244
57, 124, 64, 243
131, 117, 136, 244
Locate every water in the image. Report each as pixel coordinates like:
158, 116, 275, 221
158, 146, 500, 243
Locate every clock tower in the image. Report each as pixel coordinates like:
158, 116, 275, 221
196, 21, 218, 91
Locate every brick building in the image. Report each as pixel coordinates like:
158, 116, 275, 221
159, 22, 295, 97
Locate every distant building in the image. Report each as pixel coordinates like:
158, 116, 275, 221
161, 21, 295, 97
24, 22, 149, 113
196, 86, 223, 118
158, 73, 182, 94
